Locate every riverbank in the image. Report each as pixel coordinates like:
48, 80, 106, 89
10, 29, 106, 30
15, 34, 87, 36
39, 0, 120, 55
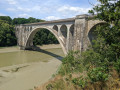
0, 44, 63, 90
0, 44, 61, 53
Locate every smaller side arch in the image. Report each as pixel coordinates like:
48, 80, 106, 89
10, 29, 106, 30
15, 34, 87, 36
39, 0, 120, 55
30, 26, 32, 31
53, 25, 58, 34
60, 24, 67, 44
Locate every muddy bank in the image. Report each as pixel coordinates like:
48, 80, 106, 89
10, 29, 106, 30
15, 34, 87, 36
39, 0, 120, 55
0, 44, 63, 90
0, 59, 62, 90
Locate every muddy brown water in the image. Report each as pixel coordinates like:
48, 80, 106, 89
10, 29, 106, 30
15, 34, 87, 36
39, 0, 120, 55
0, 47, 64, 68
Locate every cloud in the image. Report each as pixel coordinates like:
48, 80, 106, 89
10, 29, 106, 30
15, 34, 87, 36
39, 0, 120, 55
6, 0, 17, 4
45, 16, 60, 21
1, 0, 94, 19
6, 7, 31, 12
0, 13, 6, 16
6, 8, 16, 12
58, 5, 91, 16
18, 13, 31, 18
17, 7, 31, 12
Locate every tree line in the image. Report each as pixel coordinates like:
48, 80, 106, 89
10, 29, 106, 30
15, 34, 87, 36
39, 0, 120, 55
0, 16, 58, 47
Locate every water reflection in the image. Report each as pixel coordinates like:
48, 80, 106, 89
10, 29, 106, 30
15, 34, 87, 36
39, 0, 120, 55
0, 48, 64, 68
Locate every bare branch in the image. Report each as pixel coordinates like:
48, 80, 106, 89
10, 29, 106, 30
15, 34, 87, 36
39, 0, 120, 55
88, 0, 95, 6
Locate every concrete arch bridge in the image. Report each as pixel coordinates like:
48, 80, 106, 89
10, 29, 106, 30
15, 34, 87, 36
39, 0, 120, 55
15, 14, 105, 55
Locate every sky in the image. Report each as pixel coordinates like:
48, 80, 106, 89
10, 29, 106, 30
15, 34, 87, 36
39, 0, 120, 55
0, 0, 98, 20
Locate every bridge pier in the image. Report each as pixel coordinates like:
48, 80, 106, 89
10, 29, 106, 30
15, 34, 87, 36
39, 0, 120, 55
73, 14, 88, 53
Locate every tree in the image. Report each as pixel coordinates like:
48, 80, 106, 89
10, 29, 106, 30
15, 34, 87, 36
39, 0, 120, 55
12, 18, 28, 25
0, 20, 17, 46
28, 17, 45, 23
0, 16, 12, 24
89, 0, 120, 62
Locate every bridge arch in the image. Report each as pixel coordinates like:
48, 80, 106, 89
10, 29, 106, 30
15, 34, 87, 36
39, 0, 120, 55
60, 24, 67, 44
53, 25, 58, 34
25, 26, 67, 55
88, 22, 107, 45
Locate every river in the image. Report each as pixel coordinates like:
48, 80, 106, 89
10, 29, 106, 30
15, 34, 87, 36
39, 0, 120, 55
0, 44, 64, 90
0, 46, 64, 68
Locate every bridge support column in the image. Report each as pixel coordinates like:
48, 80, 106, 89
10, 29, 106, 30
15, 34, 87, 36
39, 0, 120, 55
57, 25, 61, 36
74, 14, 88, 53
15, 24, 26, 50
66, 26, 70, 53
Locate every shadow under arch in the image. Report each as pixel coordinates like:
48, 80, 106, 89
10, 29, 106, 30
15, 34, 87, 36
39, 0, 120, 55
60, 24, 67, 44
25, 26, 67, 55
53, 25, 58, 34
88, 22, 107, 45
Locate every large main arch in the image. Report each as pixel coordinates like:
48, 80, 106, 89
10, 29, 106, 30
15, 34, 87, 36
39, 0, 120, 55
25, 26, 67, 55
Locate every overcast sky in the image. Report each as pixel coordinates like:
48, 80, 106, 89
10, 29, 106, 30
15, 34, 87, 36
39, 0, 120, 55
0, 0, 98, 20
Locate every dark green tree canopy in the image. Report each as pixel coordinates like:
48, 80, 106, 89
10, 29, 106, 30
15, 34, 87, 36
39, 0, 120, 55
0, 16, 12, 24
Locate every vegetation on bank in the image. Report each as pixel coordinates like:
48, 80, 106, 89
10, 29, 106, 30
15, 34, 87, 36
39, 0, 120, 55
0, 16, 58, 47
36, 0, 120, 90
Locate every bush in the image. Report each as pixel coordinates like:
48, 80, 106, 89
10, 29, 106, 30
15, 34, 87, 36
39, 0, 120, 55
87, 67, 109, 83
72, 76, 87, 88
58, 51, 82, 75
114, 59, 120, 77
46, 84, 53, 90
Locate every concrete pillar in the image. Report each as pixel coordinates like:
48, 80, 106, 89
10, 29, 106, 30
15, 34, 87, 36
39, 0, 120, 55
74, 14, 88, 53
57, 25, 61, 37
18, 24, 24, 47
66, 25, 71, 52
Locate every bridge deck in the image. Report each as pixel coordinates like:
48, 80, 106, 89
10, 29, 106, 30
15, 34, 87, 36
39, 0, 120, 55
23, 18, 75, 26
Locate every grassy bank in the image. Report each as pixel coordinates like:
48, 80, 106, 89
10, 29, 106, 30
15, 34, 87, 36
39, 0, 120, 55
35, 51, 120, 90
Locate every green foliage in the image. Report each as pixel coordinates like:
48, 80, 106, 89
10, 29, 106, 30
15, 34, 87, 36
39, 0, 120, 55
114, 59, 120, 76
72, 76, 87, 88
89, 0, 120, 61
46, 79, 65, 90
0, 16, 12, 24
0, 20, 17, 46
46, 84, 53, 90
33, 29, 59, 46
89, 0, 120, 25
12, 17, 45, 25
58, 51, 83, 75
12, 18, 28, 25
81, 50, 102, 68
87, 67, 109, 83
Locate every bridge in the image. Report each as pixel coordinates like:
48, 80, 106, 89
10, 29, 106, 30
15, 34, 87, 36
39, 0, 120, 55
15, 14, 105, 55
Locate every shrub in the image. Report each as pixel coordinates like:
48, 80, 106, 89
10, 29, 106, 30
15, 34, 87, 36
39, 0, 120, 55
72, 76, 87, 88
59, 51, 82, 75
87, 67, 109, 83
46, 84, 53, 90
114, 59, 120, 77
